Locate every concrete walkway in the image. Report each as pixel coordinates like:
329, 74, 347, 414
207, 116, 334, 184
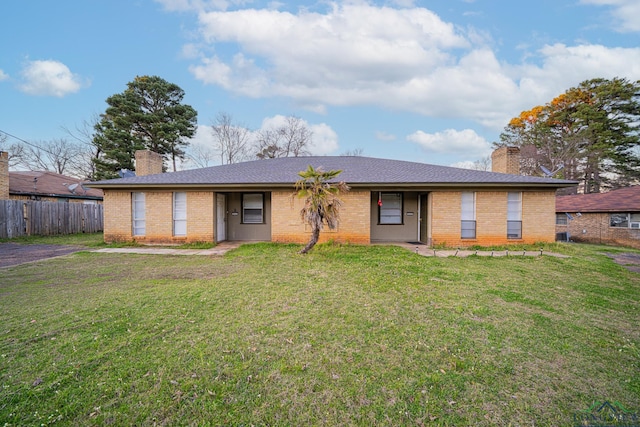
393, 243, 569, 258
93, 241, 568, 258
93, 241, 244, 256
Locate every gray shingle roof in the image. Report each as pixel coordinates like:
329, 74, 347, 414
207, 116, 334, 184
89, 156, 577, 188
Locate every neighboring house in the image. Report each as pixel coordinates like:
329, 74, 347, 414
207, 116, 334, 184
8, 171, 104, 204
556, 186, 640, 248
88, 148, 575, 247
0, 151, 103, 203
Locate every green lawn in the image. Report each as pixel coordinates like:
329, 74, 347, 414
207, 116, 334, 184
0, 240, 638, 426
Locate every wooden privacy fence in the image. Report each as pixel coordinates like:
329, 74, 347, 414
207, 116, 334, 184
0, 200, 103, 239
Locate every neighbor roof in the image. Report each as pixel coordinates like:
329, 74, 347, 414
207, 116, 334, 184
556, 186, 640, 213
89, 156, 577, 189
10, 171, 104, 200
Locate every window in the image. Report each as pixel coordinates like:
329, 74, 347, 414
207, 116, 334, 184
379, 192, 403, 224
610, 213, 628, 228
173, 192, 187, 236
461, 192, 476, 239
132, 192, 145, 236
610, 213, 640, 228
556, 213, 568, 225
507, 192, 522, 239
243, 193, 263, 224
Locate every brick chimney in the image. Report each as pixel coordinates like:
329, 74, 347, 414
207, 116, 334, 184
135, 150, 164, 176
0, 151, 9, 199
491, 146, 520, 175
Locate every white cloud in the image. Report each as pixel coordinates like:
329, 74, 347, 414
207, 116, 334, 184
375, 131, 397, 141
182, 3, 640, 130
407, 129, 491, 157
390, 0, 417, 7
0, 69, 8, 81
180, 43, 202, 60
517, 44, 640, 97
259, 115, 339, 155
189, 124, 216, 147
308, 122, 339, 155
580, 0, 640, 32
190, 3, 469, 98
450, 160, 477, 170
155, 0, 229, 12
19, 60, 84, 97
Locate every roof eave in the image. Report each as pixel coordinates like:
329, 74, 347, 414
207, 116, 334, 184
88, 181, 577, 190
10, 191, 103, 200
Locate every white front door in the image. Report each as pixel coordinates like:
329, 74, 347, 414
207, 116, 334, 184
216, 194, 226, 242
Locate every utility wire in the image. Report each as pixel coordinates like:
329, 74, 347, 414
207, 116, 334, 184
0, 128, 68, 157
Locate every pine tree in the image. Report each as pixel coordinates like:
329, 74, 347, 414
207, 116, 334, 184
92, 76, 197, 179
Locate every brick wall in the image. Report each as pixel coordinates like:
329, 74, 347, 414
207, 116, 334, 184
187, 192, 215, 242
103, 190, 133, 243
144, 192, 173, 243
0, 151, 8, 200
104, 190, 215, 244
556, 212, 640, 249
271, 189, 370, 244
431, 191, 461, 246
431, 190, 557, 247
522, 191, 556, 243
102, 187, 558, 247
476, 191, 508, 246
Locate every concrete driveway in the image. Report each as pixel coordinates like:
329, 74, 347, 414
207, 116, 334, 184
0, 243, 85, 268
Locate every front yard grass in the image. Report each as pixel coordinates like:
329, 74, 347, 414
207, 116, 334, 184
0, 242, 638, 426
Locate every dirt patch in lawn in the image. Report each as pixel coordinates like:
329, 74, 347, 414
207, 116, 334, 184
605, 252, 640, 273
0, 243, 85, 268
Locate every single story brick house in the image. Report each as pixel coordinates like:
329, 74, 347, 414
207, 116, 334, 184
556, 186, 640, 248
88, 148, 576, 247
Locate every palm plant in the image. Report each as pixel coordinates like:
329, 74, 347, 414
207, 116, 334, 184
294, 165, 349, 254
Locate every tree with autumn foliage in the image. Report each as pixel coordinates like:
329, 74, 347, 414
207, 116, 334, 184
499, 77, 640, 193
294, 165, 349, 254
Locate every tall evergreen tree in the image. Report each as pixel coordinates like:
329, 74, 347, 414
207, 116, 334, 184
499, 77, 640, 192
92, 76, 197, 179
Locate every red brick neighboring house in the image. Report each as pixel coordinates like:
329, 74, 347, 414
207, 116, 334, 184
89, 148, 576, 247
556, 186, 640, 248
0, 151, 102, 203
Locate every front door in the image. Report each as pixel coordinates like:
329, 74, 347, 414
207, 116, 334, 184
419, 193, 429, 244
216, 194, 226, 242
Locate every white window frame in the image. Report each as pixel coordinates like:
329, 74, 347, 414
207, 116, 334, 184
379, 192, 403, 224
507, 192, 522, 239
242, 193, 264, 224
610, 213, 640, 228
173, 192, 187, 236
132, 192, 146, 236
556, 213, 568, 225
461, 192, 476, 239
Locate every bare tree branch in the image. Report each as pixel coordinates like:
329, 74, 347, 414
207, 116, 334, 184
211, 112, 252, 165
256, 116, 312, 159
0, 133, 26, 168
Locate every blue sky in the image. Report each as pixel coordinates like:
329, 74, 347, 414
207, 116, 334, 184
1, 0, 639, 169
